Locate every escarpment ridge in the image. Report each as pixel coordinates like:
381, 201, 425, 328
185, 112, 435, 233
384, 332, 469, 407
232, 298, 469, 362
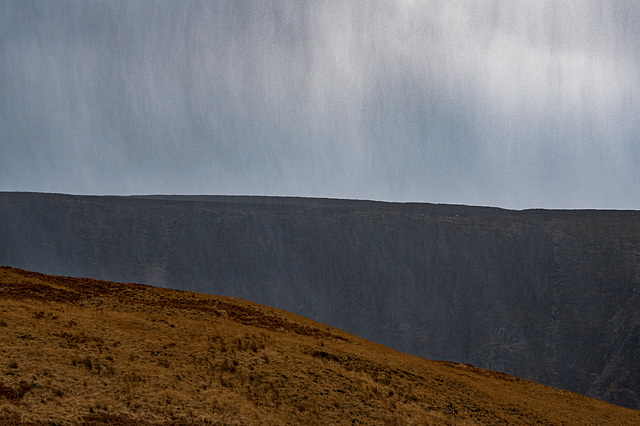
1, 192, 639, 409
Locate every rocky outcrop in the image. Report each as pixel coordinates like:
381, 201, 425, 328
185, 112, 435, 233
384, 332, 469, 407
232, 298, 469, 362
1, 192, 639, 409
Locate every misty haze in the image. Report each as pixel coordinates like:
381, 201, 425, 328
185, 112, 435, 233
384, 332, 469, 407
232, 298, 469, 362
1, 1, 639, 209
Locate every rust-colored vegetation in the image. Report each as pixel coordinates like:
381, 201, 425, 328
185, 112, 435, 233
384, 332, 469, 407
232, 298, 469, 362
0, 266, 638, 424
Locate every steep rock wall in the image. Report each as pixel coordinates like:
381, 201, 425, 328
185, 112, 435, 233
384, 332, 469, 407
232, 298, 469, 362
1, 192, 639, 408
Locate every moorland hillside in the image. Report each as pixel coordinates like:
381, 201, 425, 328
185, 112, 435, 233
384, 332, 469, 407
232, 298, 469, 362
1, 267, 639, 424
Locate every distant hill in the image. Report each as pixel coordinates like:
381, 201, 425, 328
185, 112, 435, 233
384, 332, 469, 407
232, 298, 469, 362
1, 267, 638, 424
1, 192, 639, 410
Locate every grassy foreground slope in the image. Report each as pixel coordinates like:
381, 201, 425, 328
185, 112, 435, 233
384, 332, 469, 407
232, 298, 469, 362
0, 267, 637, 425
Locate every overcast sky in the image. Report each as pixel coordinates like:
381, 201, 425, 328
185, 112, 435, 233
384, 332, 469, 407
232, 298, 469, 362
1, 1, 639, 209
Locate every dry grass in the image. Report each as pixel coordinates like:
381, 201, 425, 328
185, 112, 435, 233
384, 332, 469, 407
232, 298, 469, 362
0, 266, 638, 425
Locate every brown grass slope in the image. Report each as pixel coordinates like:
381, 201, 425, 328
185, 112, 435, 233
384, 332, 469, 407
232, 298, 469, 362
0, 267, 637, 425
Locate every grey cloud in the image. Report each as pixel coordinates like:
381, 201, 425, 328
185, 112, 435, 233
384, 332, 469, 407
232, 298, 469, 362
1, 1, 639, 209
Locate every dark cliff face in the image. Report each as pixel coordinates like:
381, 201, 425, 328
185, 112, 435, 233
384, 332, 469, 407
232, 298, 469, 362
1, 192, 639, 409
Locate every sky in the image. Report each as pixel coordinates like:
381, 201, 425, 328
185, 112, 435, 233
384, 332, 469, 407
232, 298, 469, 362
1, 1, 639, 210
